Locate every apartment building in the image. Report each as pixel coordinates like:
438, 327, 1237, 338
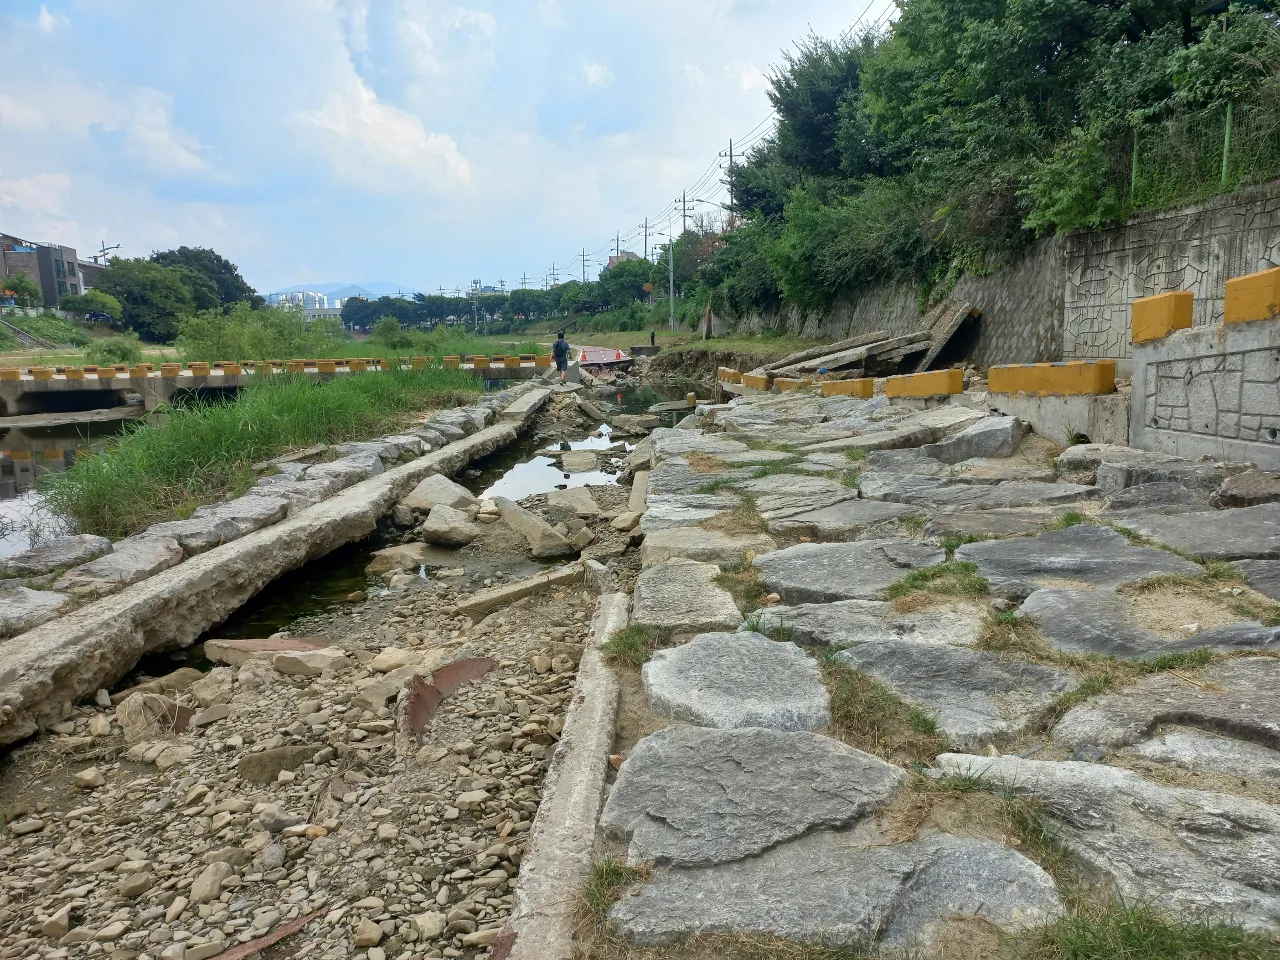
1, 232, 95, 306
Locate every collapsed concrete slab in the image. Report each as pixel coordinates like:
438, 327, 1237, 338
753, 539, 945, 604
630, 559, 743, 636
0, 534, 112, 578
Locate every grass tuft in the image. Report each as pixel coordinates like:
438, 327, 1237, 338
714, 558, 769, 611
576, 855, 648, 935
1047, 509, 1092, 530
693, 475, 741, 495
41, 368, 479, 539
1120, 571, 1280, 627
749, 458, 805, 479
880, 561, 988, 603
821, 656, 947, 763
845, 446, 869, 462
600, 625, 672, 669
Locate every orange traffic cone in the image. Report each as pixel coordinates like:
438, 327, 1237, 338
615, 349, 623, 360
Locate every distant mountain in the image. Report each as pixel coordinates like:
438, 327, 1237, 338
273, 281, 406, 299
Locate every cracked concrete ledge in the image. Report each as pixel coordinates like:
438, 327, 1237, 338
0, 388, 552, 746
505, 591, 628, 960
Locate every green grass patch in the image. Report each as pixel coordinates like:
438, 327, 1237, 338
841, 468, 861, 488
749, 458, 805, 479
1047, 509, 1092, 529
879, 561, 988, 601
713, 559, 769, 612
938, 531, 996, 556
693, 475, 741, 495
898, 513, 929, 535
820, 655, 948, 763
41, 368, 480, 538
844, 446, 869, 462
6, 312, 92, 347
576, 855, 648, 934
600, 625, 672, 669
743, 609, 796, 643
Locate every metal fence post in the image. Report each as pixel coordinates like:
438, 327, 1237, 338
1221, 100, 1234, 188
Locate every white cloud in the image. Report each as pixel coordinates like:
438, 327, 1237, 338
0, 169, 73, 216
726, 60, 769, 94
293, 76, 471, 192
0, 94, 47, 133
122, 89, 208, 173
583, 62, 614, 88
34, 5, 69, 33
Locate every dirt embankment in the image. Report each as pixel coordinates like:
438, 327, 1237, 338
648, 347, 783, 381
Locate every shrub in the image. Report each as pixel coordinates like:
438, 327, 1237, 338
85, 333, 144, 366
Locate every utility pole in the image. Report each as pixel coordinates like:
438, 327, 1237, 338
644, 218, 649, 260
520, 272, 528, 289
581, 249, 587, 283
550, 262, 559, 286
615, 232, 620, 260
728, 138, 734, 220
668, 237, 675, 332
682, 190, 688, 235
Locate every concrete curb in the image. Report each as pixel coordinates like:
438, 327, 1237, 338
0, 389, 552, 745
455, 563, 586, 621
504, 591, 628, 959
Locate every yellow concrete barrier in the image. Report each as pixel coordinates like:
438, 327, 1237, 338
1225, 265, 1280, 324
29, 366, 52, 381
988, 359, 1115, 396
535, 355, 551, 368
773, 377, 812, 392
97, 367, 116, 380
349, 359, 368, 372
819, 378, 874, 398
188, 362, 211, 376
472, 356, 491, 370
129, 366, 148, 378
491, 355, 507, 363
285, 360, 305, 374
443, 356, 461, 369
374, 358, 389, 370
741, 372, 771, 391
0, 368, 19, 381
411, 356, 427, 369
520, 354, 535, 362
717, 367, 742, 384
1132, 290, 1193, 344
65, 366, 85, 380
885, 368, 963, 398
503, 355, 522, 369
317, 359, 337, 374
161, 363, 181, 378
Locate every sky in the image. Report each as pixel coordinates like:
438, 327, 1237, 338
0, 0, 892, 296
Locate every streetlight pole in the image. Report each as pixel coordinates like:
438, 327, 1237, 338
667, 236, 675, 332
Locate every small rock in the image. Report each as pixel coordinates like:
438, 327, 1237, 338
347, 590, 367, 603
72, 766, 106, 789
530, 655, 552, 675
8, 818, 44, 836
41, 906, 71, 938
87, 714, 112, 737
190, 862, 236, 904
354, 916, 383, 947
117, 871, 155, 898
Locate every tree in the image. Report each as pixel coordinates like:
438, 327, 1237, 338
171, 266, 220, 312
150, 247, 260, 306
60, 289, 123, 320
598, 258, 653, 309
371, 315, 413, 349
96, 259, 197, 342
1, 271, 42, 307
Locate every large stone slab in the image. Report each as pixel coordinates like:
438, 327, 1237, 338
599, 725, 903, 866
938, 753, 1280, 929
609, 829, 1062, 949
920, 416, 1027, 464
870, 480, 1101, 512
763, 499, 919, 540
0, 534, 112, 578
637, 494, 737, 534
1125, 727, 1280, 783
648, 457, 754, 496
1052, 656, 1280, 751
1212, 469, 1280, 508
1103, 481, 1210, 512
301, 450, 384, 491
419, 504, 480, 547
400, 473, 477, 512
923, 509, 1067, 541
494, 496, 576, 558
1232, 559, 1280, 600
639, 527, 776, 569
149, 495, 290, 557
649, 428, 750, 463
838, 639, 1074, 748
631, 558, 743, 635
52, 536, 184, 597
643, 631, 827, 731
1055, 443, 1180, 475
753, 540, 945, 604
1119, 503, 1280, 560
753, 599, 980, 648
955, 524, 1201, 598
799, 406, 986, 454
545, 485, 600, 518
1096, 458, 1230, 497
736, 473, 847, 498
0, 584, 69, 637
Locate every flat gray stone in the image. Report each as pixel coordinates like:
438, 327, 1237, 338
719, 449, 802, 466
1125, 727, 1280, 783
1096, 459, 1230, 496
639, 527, 777, 569
1120, 503, 1280, 560
638, 494, 738, 534
53, 536, 185, 596
0, 584, 69, 637
0, 535, 112, 578
938, 753, 1280, 930
631, 558, 743, 635
419, 504, 480, 547
643, 631, 828, 731
400, 474, 477, 512
920, 415, 1027, 464
799, 407, 986, 454
301, 451, 383, 491
736, 473, 846, 498
838, 639, 1075, 748
545, 485, 600, 518
650, 428, 750, 462
494, 496, 575, 558
1016, 589, 1279, 659
1103, 481, 1210, 512
1233, 559, 1280, 600
609, 828, 1062, 949
923, 509, 1066, 540
1052, 656, 1280, 751
1055, 443, 1180, 475
599, 725, 903, 866
753, 540, 946, 604
872, 481, 1101, 512
955, 525, 1201, 598
1213, 469, 1280, 508
560, 449, 597, 473
753, 599, 980, 648
764, 499, 920, 540
150, 494, 290, 557
863, 448, 952, 477
948, 458, 1058, 485
649, 457, 755, 496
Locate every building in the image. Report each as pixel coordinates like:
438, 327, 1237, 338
268, 290, 330, 309
304, 306, 344, 324
607, 250, 641, 270
1, 232, 100, 306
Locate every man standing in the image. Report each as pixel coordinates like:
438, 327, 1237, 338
552, 331, 570, 384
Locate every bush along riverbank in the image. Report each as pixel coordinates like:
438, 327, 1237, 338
42, 367, 481, 539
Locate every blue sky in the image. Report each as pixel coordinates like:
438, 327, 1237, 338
0, 1, 889, 295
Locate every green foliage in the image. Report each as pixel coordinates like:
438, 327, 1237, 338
371, 315, 413, 349
10, 312, 91, 347
84, 333, 144, 366
41, 367, 480, 539
176, 302, 348, 362
576, 855, 646, 932
150, 246, 259, 306
880, 561, 988, 600
60, 289, 123, 322
601, 625, 672, 669
1, 271, 42, 306
96, 258, 197, 342
821, 655, 948, 762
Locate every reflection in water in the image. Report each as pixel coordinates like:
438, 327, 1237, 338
474, 424, 633, 501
